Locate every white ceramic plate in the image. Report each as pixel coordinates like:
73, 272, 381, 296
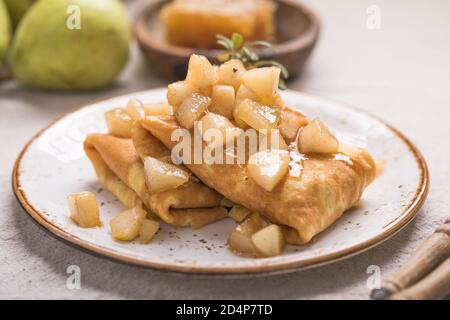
13, 89, 428, 276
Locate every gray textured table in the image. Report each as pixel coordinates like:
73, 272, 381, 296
1, 0, 449, 299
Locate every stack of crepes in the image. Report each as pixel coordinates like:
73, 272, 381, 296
84, 55, 376, 250
85, 122, 228, 229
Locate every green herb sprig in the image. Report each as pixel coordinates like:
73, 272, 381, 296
216, 33, 289, 90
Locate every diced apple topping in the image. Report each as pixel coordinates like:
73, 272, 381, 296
235, 85, 259, 109
228, 205, 252, 222
139, 219, 160, 244
185, 54, 218, 89
110, 206, 147, 241
227, 213, 269, 254
144, 156, 190, 193
237, 99, 280, 132
143, 103, 173, 116
125, 98, 145, 120
210, 85, 235, 119
240, 66, 280, 99
279, 107, 309, 142
200, 112, 234, 133
68, 192, 101, 228
258, 129, 288, 151
167, 81, 193, 109
247, 149, 290, 191
105, 108, 133, 138
260, 92, 285, 108
216, 59, 246, 90
200, 113, 242, 149
251, 224, 285, 257
233, 86, 258, 128
175, 93, 212, 129
297, 118, 339, 154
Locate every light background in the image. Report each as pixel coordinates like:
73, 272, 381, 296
0, 0, 449, 299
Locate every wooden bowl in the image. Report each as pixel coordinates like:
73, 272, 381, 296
134, 0, 320, 81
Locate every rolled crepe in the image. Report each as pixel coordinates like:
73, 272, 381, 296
138, 116, 377, 244
84, 134, 227, 228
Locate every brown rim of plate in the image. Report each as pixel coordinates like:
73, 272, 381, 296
134, 0, 321, 59
11, 90, 429, 276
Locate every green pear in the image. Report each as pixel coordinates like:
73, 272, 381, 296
0, 0, 11, 64
4, 0, 35, 28
9, 0, 131, 91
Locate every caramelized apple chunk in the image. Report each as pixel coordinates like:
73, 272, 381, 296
247, 149, 290, 191
217, 59, 246, 90
139, 219, 160, 244
237, 99, 280, 132
279, 107, 309, 142
143, 104, 174, 116
298, 118, 339, 154
235, 85, 259, 109
228, 213, 269, 254
258, 129, 288, 151
210, 85, 235, 119
185, 54, 218, 89
240, 66, 280, 99
68, 192, 101, 228
200, 113, 242, 149
228, 205, 252, 222
110, 206, 147, 241
167, 81, 193, 109
251, 224, 285, 257
175, 93, 212, 129
105, 108, 133, 138
144, 156, 190, 193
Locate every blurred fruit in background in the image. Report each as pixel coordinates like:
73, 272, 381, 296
8, 0, 131, 91
4, 0, 35, 29
0, 0, 11, 65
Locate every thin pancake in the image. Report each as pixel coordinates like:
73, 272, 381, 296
139, 116, 376, 243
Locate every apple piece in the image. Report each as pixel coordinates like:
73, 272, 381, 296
258, 129, 288, 151
175, 93, 212, 129
185, 54, 218, 89
228, 205, 252, 222
210, 85, 235, 119
110, 206, 147, 241
139, 219, 160, 244
298, 118, 339, 154
68, 191, 101, 228
125, 98, 145, 120
235, 85, 259, 108
279, 107, 309, 142
105, 108, 133, 138
143, 103, 173, 116
240, 66, 280, 98
247, 149, 290, 191
144, 156, 189, 193
200, 109, 235, 132
167, 80, 193, 109
251, 224, 285, 257
216, 59, 246, 90
237, 99, 280, 132
260, 92, 285, 108
200, 112, 242, 149
227, 213, 269, 254
233, 85, 258, 128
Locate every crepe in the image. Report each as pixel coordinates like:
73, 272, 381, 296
84, 133, 227, 228
138, 116, 377, 244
